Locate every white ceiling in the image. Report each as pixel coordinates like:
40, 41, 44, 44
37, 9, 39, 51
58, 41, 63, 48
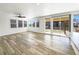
0, 3, 79, 19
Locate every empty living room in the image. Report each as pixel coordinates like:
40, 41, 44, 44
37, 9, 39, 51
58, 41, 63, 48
0, 0, 79, 59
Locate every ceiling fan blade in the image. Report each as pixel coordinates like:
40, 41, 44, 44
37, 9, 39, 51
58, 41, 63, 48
15, 15, 26, 18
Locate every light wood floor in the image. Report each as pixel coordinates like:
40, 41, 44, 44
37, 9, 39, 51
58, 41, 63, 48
0, 31, 75, 55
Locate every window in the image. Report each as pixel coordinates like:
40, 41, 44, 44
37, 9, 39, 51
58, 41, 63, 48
29, 24, 32, 27
36, 21, 39, 27
53, 21, 59, 29
33, 22, 35, 27
18, 20, 23, 27
24, 21, 27, 27
29, 20, 32, 27
45, 21, 51, 29
53, 21, 59, 27
73, 15, 79, 32
10, 19, 17, 28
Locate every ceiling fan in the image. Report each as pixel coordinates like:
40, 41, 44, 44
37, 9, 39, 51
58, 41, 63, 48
15, 14, 26, 18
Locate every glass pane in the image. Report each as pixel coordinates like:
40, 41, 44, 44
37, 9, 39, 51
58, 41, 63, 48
10, 19, 17, 28
33, 22, 35, 27
24, 21, 27, 27
53, 21, 59, 30
18, 20, 23, 27
11, 24, 17, 28
73, 15, 79, 32
45, 22, 51, 29
36, 21, 39, 27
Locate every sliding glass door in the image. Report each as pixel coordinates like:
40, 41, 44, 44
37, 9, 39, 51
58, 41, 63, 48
51, 16, 70, 36
44, 15, 70, 36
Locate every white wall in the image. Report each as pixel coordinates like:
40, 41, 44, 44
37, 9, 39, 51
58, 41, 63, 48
0, 11, 28, 36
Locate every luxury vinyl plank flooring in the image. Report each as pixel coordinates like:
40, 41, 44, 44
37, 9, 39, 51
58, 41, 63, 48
0, 32, 75, 55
